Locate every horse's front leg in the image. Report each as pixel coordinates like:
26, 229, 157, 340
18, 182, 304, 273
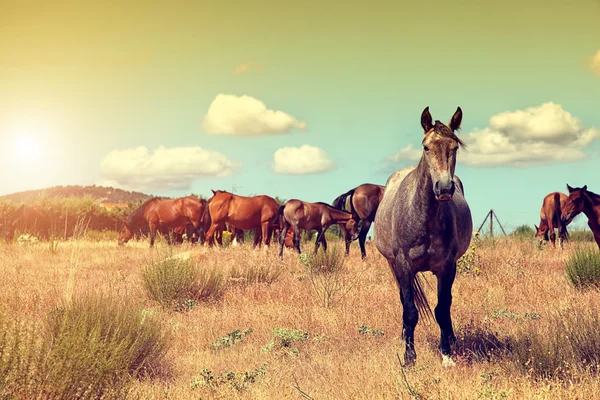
278, 222, 289, 258
320, 230, 328, 251
435, 263, 457, 367
339, 224, 351, 256
390, 256, 419, 367
313, 229, 323, 253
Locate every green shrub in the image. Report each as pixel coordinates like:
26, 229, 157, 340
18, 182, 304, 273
565, 247, 600, 289
511, 225, 535, 240
142, 256, 226, 310
262, 328, 310, 355
211, 328, 254, 350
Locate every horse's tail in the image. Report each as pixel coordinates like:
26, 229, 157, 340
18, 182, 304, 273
554, 192, 569, 241
271, 205, 285, 229
412, 274, 434, 323
332, 189, 355, 213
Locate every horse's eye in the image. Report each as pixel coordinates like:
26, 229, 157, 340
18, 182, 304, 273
424, 146, 430, 152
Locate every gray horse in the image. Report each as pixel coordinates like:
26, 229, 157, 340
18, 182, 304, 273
374, 106, 472, 368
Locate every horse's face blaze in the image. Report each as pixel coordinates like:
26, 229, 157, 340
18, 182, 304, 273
422, 134, 458, 202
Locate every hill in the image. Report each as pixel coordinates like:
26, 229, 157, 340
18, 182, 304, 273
0, 185, 154, 205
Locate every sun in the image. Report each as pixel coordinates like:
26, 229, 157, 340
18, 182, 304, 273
13, 134, 41, 162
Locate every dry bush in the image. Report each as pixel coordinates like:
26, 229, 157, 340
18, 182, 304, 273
0, 292, 172, 399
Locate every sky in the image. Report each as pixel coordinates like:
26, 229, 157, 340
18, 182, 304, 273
1, 0, 600, 234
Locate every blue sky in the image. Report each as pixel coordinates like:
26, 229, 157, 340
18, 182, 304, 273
1, 0, 599, 233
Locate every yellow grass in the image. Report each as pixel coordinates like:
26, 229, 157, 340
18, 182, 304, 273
1, 235, 600, 399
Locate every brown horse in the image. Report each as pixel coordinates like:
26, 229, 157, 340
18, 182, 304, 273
374, 106, 472, 367
562, 184, 600, 249
118, 196, 204, 247
3, 204, 51, 241
203, 190, 280, 248
274, 199, 359, 258
332, 183, 386, 259
534, 192, 569, 249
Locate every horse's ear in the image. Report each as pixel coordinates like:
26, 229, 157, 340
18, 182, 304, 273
534, 224, 538, 231
421, 106, 433, 133
583, 185, 587, 192
211, 189, 216, 195
449, 107, 462, 131
566, 184, 574, 193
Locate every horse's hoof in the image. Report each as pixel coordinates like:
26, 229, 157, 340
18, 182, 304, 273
441, 355, 456, 367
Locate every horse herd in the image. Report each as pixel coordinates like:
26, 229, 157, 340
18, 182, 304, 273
2, 107, 599, 368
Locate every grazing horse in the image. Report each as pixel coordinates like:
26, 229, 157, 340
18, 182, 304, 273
274, 199, 359, 258
3, 204, 51, 241
332, 183, 386, 259
118, 196, 204, 247
562, 184, 600, 249
374, 106, 472, 368
534, 192, 569, 249
203, 190, 280, 248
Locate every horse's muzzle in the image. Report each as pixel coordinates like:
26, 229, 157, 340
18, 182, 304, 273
434, 180, 455, 202
436, 193, 453, 202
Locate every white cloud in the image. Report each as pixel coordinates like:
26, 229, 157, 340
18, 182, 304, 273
271, 145, 335, 175
99, 146, 240, 192
385, 102, 600, 168
201, 94, 307, 136
386, 144, 422, 163
589, 50, 600, 75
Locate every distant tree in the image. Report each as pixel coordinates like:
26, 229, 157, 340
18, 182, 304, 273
511, 224, 535, 238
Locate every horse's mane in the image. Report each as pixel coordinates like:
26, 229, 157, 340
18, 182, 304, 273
585, 189, 600, 206
422, 121, 465, 148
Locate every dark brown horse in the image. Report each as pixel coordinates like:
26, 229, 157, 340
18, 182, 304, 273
562, 184, 600, 249
3, 204, 51, 241
274, 199, 359, 258
332, 183, 385, 259
374, 106, 472, 368
534, 192, 569, 249
203, 190, 280, 248
118, 196, 205, 247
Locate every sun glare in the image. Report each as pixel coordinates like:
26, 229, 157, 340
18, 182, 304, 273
13, 134, 41, 162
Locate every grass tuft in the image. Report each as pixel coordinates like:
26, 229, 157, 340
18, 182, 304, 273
565, 247, 600, 289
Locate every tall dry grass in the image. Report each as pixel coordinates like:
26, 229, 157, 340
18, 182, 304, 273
1, 234, 600, 399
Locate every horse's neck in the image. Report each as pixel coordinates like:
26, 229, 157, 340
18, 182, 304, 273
583, 200, 600, 228
413, 159, 436, 206
328, 207, 351, 222
129, 208, 147, 227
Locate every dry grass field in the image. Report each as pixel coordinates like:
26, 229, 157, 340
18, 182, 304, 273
1, 230, 600, 399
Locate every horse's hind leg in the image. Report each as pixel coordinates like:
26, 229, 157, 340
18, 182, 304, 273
358, 220, 372, 260
435, 264, 457, 367
391, 258, 419, 366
